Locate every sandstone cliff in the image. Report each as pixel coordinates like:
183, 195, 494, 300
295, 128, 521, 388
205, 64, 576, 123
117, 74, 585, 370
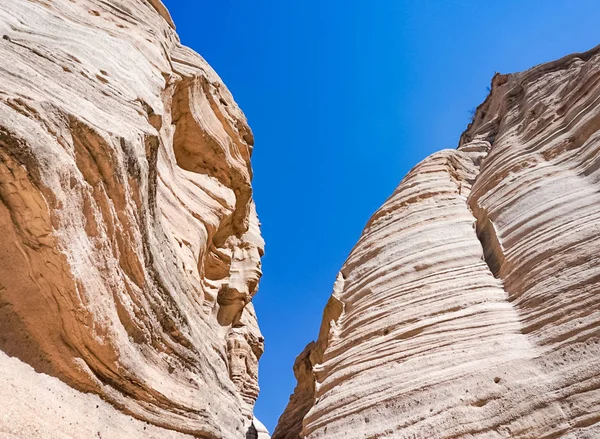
274, 46, 600, 438
0, 1, 266, 437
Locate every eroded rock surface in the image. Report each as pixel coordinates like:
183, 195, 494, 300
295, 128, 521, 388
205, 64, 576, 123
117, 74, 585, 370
274, 46, 600, 438
0, 0, 266, 437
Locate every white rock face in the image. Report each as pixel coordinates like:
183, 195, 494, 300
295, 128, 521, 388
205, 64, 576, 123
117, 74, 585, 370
0, 350, 196, 439
274, 46, 600, 438
0, 0, 264, 437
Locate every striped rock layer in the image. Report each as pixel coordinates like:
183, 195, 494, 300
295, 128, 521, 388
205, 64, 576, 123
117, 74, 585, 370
274, 46, 600, 439
0, 0, 266, 438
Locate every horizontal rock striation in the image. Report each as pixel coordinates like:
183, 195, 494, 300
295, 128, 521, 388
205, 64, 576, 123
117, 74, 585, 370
0, 0, 265, 437
274, 45, 600, 438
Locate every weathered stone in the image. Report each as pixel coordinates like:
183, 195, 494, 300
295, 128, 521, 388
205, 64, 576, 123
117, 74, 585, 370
275, 46, 600, 439
0, 0, 265, 437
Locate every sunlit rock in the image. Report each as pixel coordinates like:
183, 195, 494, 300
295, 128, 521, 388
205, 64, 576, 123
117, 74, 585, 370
274, 46, 600, 439
0, 0, 264, 437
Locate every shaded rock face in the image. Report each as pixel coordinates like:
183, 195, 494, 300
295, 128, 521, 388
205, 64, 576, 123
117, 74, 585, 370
274, 46, 600, 439
0, 0, 265, 438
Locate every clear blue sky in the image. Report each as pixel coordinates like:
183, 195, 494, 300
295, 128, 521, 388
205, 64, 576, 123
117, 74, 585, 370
162, 0, 599, 432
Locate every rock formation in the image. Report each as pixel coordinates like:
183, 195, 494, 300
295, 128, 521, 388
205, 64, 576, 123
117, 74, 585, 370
274, 46, 600, 438
3, 0, 600, 437
0, 0, 266, 437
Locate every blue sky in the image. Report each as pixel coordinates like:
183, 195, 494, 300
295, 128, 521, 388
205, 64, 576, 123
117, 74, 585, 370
162, 0, 599, 432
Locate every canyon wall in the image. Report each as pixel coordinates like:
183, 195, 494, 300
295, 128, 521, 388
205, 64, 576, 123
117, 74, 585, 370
0, 0, 266, 438
274, 46, 600, 438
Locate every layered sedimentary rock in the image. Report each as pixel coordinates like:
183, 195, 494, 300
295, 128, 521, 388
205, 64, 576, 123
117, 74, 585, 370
0, 0, 266, 437
274, 46, 600, 438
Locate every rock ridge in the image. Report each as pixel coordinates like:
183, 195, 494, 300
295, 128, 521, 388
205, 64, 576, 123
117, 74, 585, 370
274, 44, 600, 438
0, 0, 266, 438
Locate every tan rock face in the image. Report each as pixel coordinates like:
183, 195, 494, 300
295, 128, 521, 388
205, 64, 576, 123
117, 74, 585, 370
274, 46, 600, 439
0, 0, 265, 437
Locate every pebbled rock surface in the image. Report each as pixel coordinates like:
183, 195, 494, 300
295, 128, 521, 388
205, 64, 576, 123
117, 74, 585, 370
274, 45, 600, 439
0, 0, 266, 437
